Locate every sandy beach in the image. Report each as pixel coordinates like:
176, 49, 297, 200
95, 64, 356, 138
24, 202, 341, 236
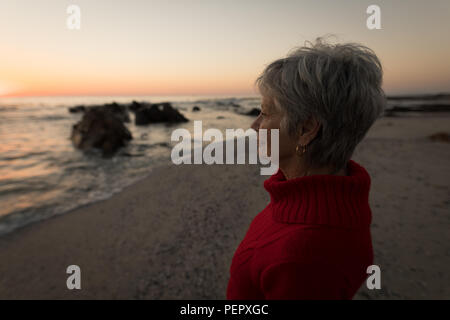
0, 114, 449, 300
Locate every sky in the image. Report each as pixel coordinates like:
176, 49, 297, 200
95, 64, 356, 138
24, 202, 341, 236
1, 0, 449, 97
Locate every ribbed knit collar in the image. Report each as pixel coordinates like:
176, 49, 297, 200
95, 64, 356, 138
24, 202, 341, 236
264, 160, 372, 228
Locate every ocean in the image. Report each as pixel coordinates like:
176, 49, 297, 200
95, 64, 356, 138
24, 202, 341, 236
0, 95, 260, 235
1, 94, 449, 235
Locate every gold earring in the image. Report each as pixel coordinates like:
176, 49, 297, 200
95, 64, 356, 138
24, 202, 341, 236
296, 144, 307, 156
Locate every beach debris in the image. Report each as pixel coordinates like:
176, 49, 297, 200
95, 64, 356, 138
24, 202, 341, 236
70, 108, 132, 156
428, 132, 450, 143
132, 102, 188, 125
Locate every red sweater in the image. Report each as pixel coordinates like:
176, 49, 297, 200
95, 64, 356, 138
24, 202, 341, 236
227, 160, 374, 300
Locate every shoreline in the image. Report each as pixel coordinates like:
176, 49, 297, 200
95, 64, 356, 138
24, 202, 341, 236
0, 114, 449, 299
0, 162, 268, 299
0, 160, 172, 237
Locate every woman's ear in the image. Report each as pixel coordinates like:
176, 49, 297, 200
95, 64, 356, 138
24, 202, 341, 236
298, 116, 321, 146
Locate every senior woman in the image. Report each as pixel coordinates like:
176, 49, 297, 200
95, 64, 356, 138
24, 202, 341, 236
227, 38, 386, 300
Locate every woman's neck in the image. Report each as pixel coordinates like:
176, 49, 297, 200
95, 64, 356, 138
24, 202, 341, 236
280, 157, 347, 180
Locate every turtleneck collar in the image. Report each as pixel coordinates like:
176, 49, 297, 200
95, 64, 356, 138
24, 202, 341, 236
263, 160, 372, 228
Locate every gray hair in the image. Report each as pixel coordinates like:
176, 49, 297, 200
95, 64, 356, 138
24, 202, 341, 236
256, 37, 386, 171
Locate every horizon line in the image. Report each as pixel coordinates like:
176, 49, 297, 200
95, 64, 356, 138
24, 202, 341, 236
0, 92, 260, 99
1, 91, 449, 100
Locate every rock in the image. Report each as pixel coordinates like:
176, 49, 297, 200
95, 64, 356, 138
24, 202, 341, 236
429, 132, 450, 143
129, 100, 142, 111
129, 100, 151, 112
216, 116, 225, 119
386, 104, 450, 113
68, 105, 86, 113
68, 102, 130, 122
134, 102, 188, 125
71, 109, 132, 156
192, 106, 201, 112
245, 108, 261, 116
387, 93, 450, 100
99, 102, 130, 122
215, 101, 241, 108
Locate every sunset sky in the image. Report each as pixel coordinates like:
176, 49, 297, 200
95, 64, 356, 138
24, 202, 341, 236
1, 0, 449, 97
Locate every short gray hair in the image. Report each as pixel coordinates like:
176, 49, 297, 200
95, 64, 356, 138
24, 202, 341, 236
256, 37, 386, 171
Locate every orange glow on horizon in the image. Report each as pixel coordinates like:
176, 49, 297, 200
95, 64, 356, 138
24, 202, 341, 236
0, 78, 258, 98
1, 1, 449, 99
0, 68, 258, 98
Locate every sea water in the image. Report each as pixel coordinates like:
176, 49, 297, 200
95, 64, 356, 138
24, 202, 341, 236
0, 95, 259, 235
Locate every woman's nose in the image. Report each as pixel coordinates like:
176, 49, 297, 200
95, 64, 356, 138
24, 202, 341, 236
251, 115, 261, 131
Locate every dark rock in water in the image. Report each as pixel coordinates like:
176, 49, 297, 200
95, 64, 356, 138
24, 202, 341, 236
129, 100, 151, 112
192, 106, 201, 112
68, 102, 130, 122
69, 105, 86, 113
215, 101, 241, 108
130, 100, 142, 111
387, 93, 450, 101
71, 109, 132, 156
429, 132, 450, 143
387, 104, 450, 113
134, 102, 188, 125
99, 102, 130, 122
245, 108, 261, 116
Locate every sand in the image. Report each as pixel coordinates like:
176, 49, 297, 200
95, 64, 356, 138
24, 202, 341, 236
0, 114, 449, 299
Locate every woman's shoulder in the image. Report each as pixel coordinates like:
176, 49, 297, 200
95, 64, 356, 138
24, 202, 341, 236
253, 223, 371, 264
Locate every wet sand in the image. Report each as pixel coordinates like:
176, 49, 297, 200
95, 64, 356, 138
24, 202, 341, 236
0, 114, 449, 299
